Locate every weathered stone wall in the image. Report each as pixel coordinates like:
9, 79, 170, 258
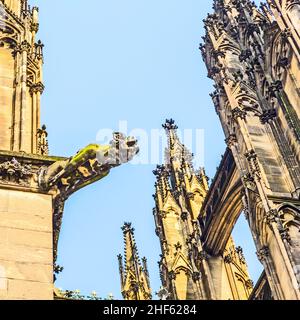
0, 189, 53, 300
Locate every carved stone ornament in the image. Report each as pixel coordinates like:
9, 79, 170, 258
14, 40, 31, 55
156, 287, 170, 300
232, 107, 247, 120
212, 49, 225, 59
192, 272, 201, 282
34, 40, 44, 60
265, 209, 279, 225
245, 149, 257, 161
242, 173, 257, 191
0, 158, 34, 186
239, 49, 252, 62
224, 254, 233, 264
181, 211, 188, 221
246, 279, 254, 289
159, 211, 167, 219
260, 109, 277, 124
225, 134, 237, 148
175, 242, 182, 251
236, 246, 246, 264
279, 227, 292, 244
39, 133, 139, 193
187, 192, 195, 200
168, 271, 177, 280
155, 226, 162, 237
162, 118, 178, 131
256, 246, 270, 262
281, 28, 292, 41
153, 164, 168, 177
37, 124, 49, 155
244, 150, 261, 176
268, 80, 283, 98
30, 82, 45, 95
199, 250, 209, 261
30, 22, 39, 33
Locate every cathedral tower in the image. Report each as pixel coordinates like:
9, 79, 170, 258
118, 223, 152, 300
0, 0, 44, 154
201, 0, 300, 299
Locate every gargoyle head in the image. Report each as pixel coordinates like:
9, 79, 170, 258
39, 133, 139, 191
97, 133, 139, 167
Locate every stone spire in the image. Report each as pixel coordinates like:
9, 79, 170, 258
161, 119, 209, 218
118, 223, 152, 300
153, 120, 212, 300
163, 118, 192, 169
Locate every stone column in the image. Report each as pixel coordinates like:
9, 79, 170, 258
30, 85, 37, 153
19, 40, 30, 152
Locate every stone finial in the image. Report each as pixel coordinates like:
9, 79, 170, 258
121, 222, 135, 234
37, 124, 49, 155
119, 222, 152, 300
162, 119, 178, 131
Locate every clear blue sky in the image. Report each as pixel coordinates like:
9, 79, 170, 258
32, 0, 263, 299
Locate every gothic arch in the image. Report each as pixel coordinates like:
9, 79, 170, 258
174, 266, 193, 275
237, 95, 261, 115
191, 188, 205, 198
277, 203, 300, 230
27, 65, 38, 85
222, 47, 242, 72
203, 179, 244, 255
235, 272, 248, 296
0, 17, 22, 35
277, 202, 300, 214
0, 36, 16, 48
219, 37, 240, 57
164, 205, 180, 217
269, 30, 291, 82
173, 266, 194, 300
236, 87, 258, 100
286, 2, 300, 38
252, 199, 269, 248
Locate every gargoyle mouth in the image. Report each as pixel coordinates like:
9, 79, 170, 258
126, 138, 138, 148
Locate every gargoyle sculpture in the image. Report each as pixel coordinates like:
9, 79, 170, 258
39, 132, 139, 199
38, 132, 139, 262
